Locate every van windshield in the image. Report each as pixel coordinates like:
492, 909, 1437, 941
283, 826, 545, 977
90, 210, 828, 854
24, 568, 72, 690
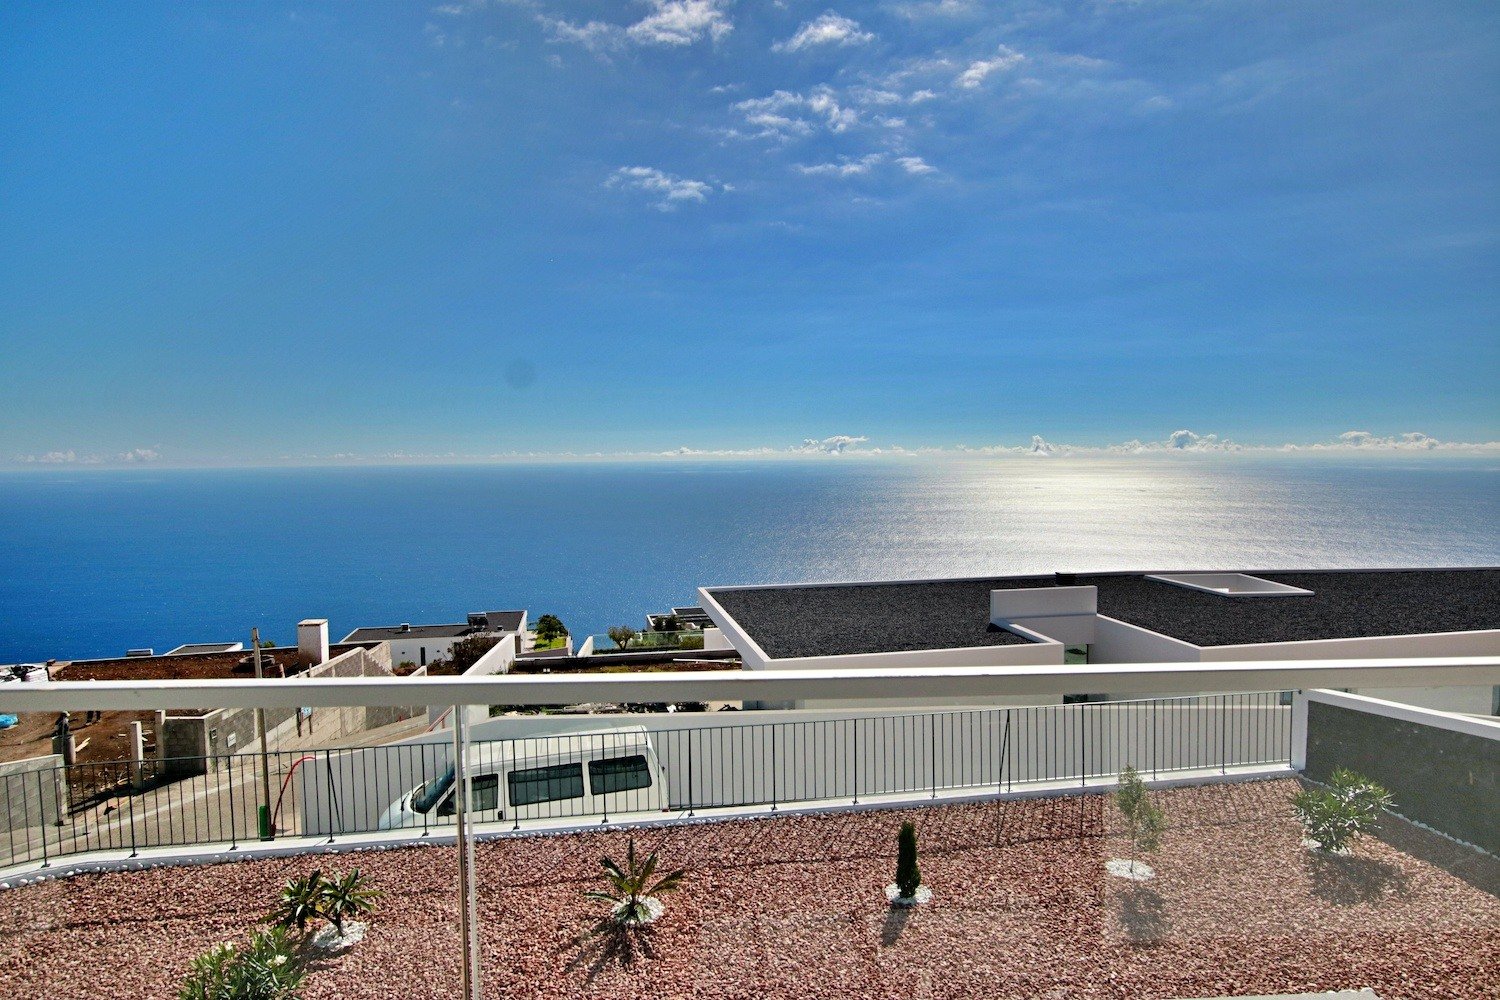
412, 764, 456, 814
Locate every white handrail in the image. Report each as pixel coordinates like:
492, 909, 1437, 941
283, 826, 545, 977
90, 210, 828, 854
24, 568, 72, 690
1, 656, 1496, 712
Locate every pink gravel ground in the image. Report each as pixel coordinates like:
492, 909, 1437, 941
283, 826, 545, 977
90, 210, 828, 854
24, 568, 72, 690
0, 778, 1495, 999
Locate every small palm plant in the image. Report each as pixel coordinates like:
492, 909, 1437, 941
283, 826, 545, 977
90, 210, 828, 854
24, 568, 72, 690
1113, 765, 1167, 878
269, 871, 324, 933
584, 837, 685, 929
1291, 768, 1392, 853
318, 869, 382, 936
270, 869, 381, 938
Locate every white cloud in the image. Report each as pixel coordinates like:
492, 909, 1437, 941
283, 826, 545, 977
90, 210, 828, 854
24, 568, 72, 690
895, 155, 936, 175
794, 435, 869, 454
12, 447, 162, 465
908, 88, 938, 103
607, 166, 719, 209
734, 85, 860, 139
626, 0, 732, 46
795, 153, 885, 177
1027, 435, 1061, 456
537, 0, 729, 53
774, 12, 874, 53
1326, 431, 1442, 451
956, 45, 1025, 88
17, 450, 79, 464
119, 448, 161, 462
894, 0, 979, 18
538, 16, 625, 52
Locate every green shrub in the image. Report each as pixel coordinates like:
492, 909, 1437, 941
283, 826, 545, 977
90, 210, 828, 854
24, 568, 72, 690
270, 869, 381, 936
178, 927, 304, 1000
1291, 768, 1392, 852
895, 821, 921, 899
584, 837, 686, 929
1115, 765, 1167, 863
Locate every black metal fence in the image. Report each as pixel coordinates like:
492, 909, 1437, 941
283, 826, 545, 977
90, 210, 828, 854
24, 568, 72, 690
0, 692, 1291, 872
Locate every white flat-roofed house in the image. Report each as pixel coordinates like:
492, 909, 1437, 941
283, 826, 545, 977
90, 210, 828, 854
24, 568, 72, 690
342, 610, 527, 669
699, 568, 1500, 714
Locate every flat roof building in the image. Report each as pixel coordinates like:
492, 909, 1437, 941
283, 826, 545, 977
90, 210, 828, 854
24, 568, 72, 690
701, 568, 1500, 713
341, 610, 528, 668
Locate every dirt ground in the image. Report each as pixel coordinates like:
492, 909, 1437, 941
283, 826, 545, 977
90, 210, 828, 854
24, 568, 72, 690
1, 779, 1495, 999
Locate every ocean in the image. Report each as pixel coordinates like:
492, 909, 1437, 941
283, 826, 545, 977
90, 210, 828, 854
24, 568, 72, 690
0, 457, 1496, 663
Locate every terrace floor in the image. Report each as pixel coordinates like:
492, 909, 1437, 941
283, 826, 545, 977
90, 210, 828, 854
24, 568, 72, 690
1, 778, 1495, 999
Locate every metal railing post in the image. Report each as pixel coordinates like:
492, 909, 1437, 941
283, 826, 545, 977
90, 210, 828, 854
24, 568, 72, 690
686, 733, 695, 818
323, 750, 341, 844
451, 704, 482, 1000
929, 716, 938, 799
1219, 697, 1227, 775
36, 771, 50, 869
851, 720, 859, 806
1079, 706, 1086, 788
227, 753, 238, 850
769, 725, 778, 812
1151, 700, 1158, 780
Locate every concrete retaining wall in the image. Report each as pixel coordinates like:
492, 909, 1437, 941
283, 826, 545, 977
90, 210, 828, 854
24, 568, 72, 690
1303, 690, 1499, 854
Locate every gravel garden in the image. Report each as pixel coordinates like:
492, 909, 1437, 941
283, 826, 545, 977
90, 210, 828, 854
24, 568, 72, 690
1, 777, 1495, 999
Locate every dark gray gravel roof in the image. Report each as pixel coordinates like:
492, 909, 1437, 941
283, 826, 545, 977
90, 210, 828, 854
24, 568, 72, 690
1089, 568, 1500, 647
707, 576, 1045, 660
342, 623, 474, 641
707, 568, 1500, 659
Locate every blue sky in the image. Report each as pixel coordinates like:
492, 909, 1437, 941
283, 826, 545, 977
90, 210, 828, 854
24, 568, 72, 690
1, 0, 1497, 466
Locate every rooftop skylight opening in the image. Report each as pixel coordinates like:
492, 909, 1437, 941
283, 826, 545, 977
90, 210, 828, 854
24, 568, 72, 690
1145, 572, 1315, 597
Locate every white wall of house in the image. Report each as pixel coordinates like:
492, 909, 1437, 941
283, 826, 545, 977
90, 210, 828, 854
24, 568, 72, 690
384, 636, 461, 669
1197, 630, 1500, 715
1088, 615, 1203, 665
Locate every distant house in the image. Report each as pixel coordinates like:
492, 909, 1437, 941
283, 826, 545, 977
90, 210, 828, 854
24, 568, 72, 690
341, 610, 527, 668
645, 605, 714, 632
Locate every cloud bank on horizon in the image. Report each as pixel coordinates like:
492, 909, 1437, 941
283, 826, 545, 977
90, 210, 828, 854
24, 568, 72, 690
13, 431, 1499, 468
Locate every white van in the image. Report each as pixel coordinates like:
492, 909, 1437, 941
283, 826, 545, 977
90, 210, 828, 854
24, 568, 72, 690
377, 726, 668, 830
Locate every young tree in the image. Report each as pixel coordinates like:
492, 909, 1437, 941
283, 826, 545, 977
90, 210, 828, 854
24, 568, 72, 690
1115, 765, 1167, 876
448, 635, 501, 673
607, 625, 638, 650
535, 614, 568, 644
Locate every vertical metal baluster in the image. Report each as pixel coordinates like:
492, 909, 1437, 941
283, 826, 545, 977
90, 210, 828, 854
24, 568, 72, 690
1219, 697, 1227, 775
769, 724, 778, 812
851, 719, 859, 806
928, 714, 937, 799
227, 753, 238, 850
37, 771, 50, 869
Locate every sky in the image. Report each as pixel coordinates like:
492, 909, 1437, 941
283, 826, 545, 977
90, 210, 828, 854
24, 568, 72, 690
1, 0, 1497, 467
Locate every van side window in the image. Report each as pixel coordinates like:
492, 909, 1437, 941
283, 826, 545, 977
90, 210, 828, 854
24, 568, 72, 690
472, 774, 500, 812
434, 774, 500, 816
508, 762, 584, 807
588, 755, 653, 795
